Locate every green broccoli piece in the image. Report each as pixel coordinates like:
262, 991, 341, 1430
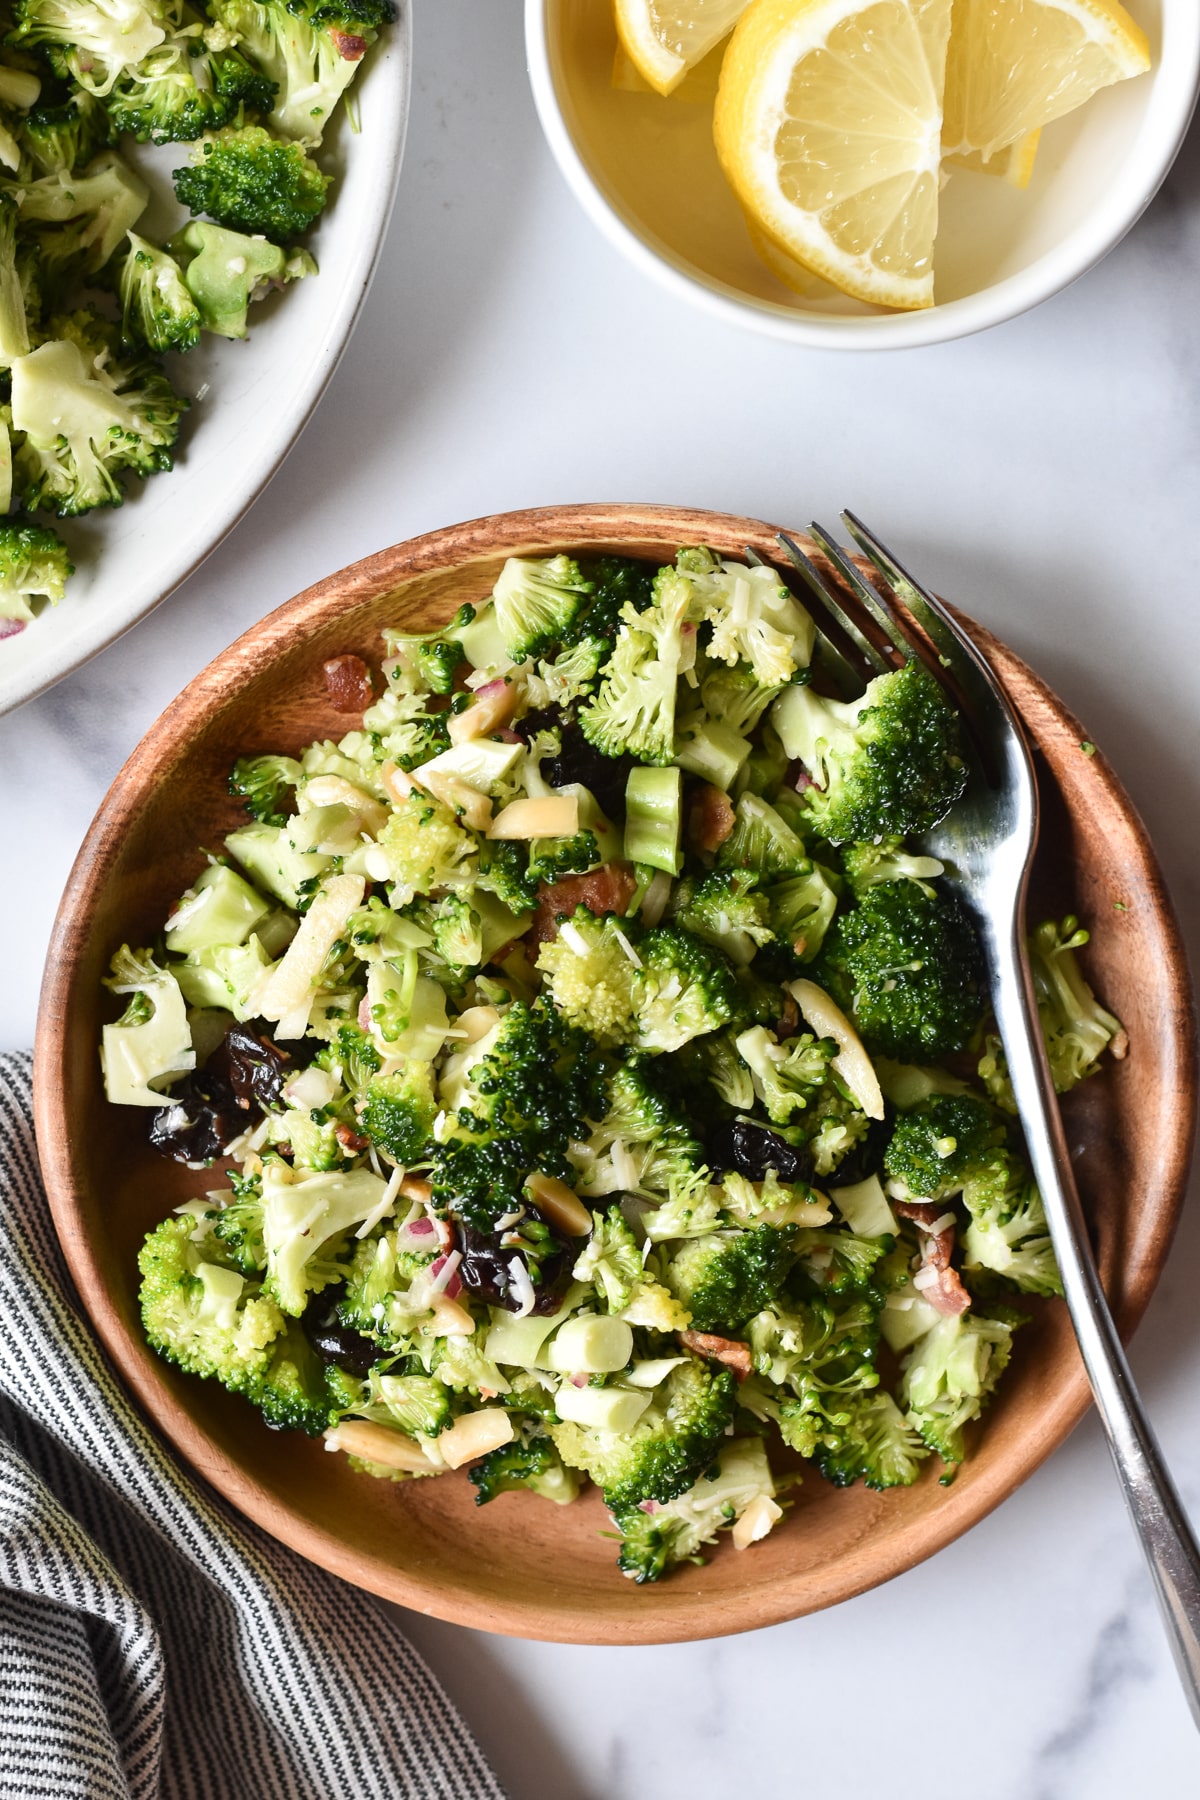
258, 1322, 336, 1434
336, 1226, 436, 1340
673, 545, 814, 687
572, 1203, 643, 1312
476, 837, 540, 913
19, 92, 111, 175
104, 35, 276, 144
10, 0, 166, 98
580, 1059, 708, 1208
205, 0, 392, 146
697, 659, 787, 737
12, 308, 187, 516
377, 791, 478, 900
579, 564, 692, 764
470, 1436, 581, 1506
211, 1175, 267, 1275
734, 1025, 836, 1126
762, 865, 841, 963
773, 660, 967, 843
979, 917, 1123, 1109
0, 195, 30, 366
565, 553, 657, 650
119, 232, 201, 353
962, 1177, 1061, 1297
791, 1226, 891, 1298
611, 1437, 780, 1581
528, 637, 609, 707
370, 1369, 452, 1436
669, 870, 774, 968
169, 218, 313, 339
360, 1060, 437, 1164
138, 1212, 284, 1397
840, 837, 944, 898
716, 793, 811, 879
229, 752, 303, 825
813, 1388, 930, 1490
361, 688, 451, 768
11, 151, 149, 276
173, 123, 329, 240
259, 1160, 394, 1316
534, 909, 637, 1046
664, 1225, 798, 1331
550, 1356, 736, 1510
882, 1094, 1007, 1203
634, 925, 741, 1055
487, 553, 593, 662
815, 881, 984, 1062
901, 1310, 1023, 1464
0, 518, 73, 623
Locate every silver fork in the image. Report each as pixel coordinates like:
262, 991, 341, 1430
774, 513, 1200, 1726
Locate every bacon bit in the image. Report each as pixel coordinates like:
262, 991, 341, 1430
686, 784, 735, 855
680, 1330, 753, 1381
895, 1201, 971, 1317
335, 1123, 369, 1154
329, 26, 367, 58
527, 862, 638, 948
396, 1174, 434, 1208
774, 993, 801, 1041
323, 653, 373, 713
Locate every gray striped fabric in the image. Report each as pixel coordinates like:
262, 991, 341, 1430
0, 1053, 505, 1800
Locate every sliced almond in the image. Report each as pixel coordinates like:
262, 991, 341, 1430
300, 775, 388, 837
488, 795, 579, 840
381, 759, 416, 804
437, 1408, 515, 1470
326, 1420, 441, 1472
526, 1172, 594, 1237
731, 1493, 783, 1551
448, 678, 518, 743
787, 978, 884, 1121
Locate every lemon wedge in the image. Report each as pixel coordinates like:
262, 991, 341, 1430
613, 0, 751, 97
942, 0, 1150, 164
714, 0, 954, 311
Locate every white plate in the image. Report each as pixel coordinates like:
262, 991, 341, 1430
0, 11, 411, 717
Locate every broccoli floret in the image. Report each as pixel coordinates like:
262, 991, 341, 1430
476, 837, 539, 912
882, 1094, 1006, 1203
10, 0, 168, 97
572, 1203, 643, 1312
206, 0, 390, 145
368, 1369, 452, 1436
813, 1389, 930, 1490
664, 1225, 798, 1330
360, 1061, 437, 1164
550, 1356, 736, 1510
430, 1000, 600, 1231
979, 916, 1123, 1109
961, 1166, 1061, 1297
470, 1436, 581, 1506
103, 29, 277, 144
173, 123, 329, 239
12, 308, 187, 515
734, 1025, 835, 1126
674, 545, 814, 687
763, 865, 840, 963
0, 195, 30, 366
772, 660, 967, 843
566, 553, 656, 649
377, 792, 478, 901
579, 1059, 708, 1208
840, 837, 944, 898
11, 151, 149, 276
229, 751, 302, 825
716, 793, 811, 879
815, 881, 985, 1062
0, 518, 73, 623
361, 688, 451, 768
579, 565, 691, 764
211, 1176, 267, 1274
486, 553, 592, 662
258, 1321, 336, 1434
336, 1226, 436, 1339
537, 913, 739, 1056
138, 1212, 284, 1396
901, 1310, 1023, 1464
669, 870, 774, 967
119, 232, 201, 353
611, 1437, 780, 1581
259, 1160, 394, 1316
20, 92, 111, 174
791, 1226, 891, 1298
527, 637, 608, 708
534, 909, 637, 1046
169, 218, 313, 338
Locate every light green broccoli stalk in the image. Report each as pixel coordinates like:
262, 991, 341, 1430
669, 871, 774, 968
901, 1310, 1023, 1464
979, 917, 1124, 1110
763, 865, 841, 963
772, 659, 967, 843
840, 837, 944, 899
259, 1160, 395, 1316
961, 1169, 1061, 1298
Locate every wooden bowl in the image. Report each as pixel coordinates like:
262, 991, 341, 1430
34, 503, 1198, 1645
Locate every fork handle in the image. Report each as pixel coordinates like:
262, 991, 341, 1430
990, 917, 1200, 1726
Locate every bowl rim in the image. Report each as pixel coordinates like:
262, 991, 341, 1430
33, 501, 1199, 1643
0, 18, 413, 721
523, 0, 1200, 350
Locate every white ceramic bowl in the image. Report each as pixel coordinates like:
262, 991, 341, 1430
525, 0, 1199, 350
0, 14, 411, 718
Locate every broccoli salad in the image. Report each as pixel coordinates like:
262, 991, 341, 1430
0, 0, 392, 633
100, 546, 1127, 1584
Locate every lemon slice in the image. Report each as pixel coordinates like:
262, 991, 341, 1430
714, 0, 954, 311
946, 129, 1041, 189
942, 0, 1150, 164
744, 215, 886, 311
613, 0, 751, 96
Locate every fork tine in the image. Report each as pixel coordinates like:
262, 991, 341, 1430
808, 522, 910, 670
776, 533, 888, 682
840, 511, 1010, 726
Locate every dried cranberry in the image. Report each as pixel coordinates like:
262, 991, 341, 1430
148, 1068, 243, 1164
304, 1289, 380, 1375
455, 1214, 570, 1315
707, 1119, 815, 1186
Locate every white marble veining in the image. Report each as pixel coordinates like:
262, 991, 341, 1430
2, 3, 1199, 1793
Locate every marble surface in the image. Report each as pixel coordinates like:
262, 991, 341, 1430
3, 3, 1199, 1792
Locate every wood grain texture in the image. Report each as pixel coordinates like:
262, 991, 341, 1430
32, 503, 1199, 1645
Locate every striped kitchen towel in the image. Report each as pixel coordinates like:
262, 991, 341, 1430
0, 1053, 504, 1800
